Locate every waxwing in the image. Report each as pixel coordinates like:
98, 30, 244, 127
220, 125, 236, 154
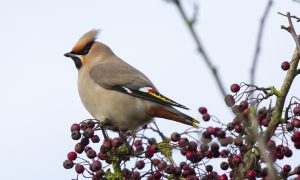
64, 29, 199, 130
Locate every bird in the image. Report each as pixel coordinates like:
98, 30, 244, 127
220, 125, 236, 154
64, 29, 199, 131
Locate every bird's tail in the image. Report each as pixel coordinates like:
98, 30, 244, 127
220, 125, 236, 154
147, 106, 199, 128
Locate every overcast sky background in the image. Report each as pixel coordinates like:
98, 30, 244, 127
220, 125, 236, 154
0, 0, 299, 179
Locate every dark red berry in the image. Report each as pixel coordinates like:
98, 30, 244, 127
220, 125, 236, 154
132, 171, 140, 180
294, 107, 300, 116
220, 149, 229, 158
71, 123, 80, 132
75, 164, 84, 174
220, 162, 229, 170
293, 118, 300, 128
112, 137, 123, 148
205, 165, 213, 172
157, 161, 167, 170
83, 128, 94, 138
153, 172, 162, 179
86, 120, 95, 128
122, 168, 131, 178
281, 61, 290, 71
199, 107, 207, 114
91, 135, 100, 143
90, 160, 102, 172
67, 151, 77, 161
75, 143, 84, 154
230, 84, 240, 93
283, 164, 291, 173
135, 160, 145, 170
173, 167, 182, 176
171, 132, 181, 142
202, 113, 210, 121
219, 174, 228, 180
232, 155, 242, 164
63, 159, 74, 169
101, 140, 112, 153
178, 138, 189, 147
165, 165, 174, 174
71, 131, 81, 140
86, 149, 97, 159
80, 122, 88, 130
80, 138, 89, 146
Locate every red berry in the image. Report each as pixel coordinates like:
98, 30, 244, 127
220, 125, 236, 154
86, 149, 97, 159
153, 172, 162, 179
74, 143, 84, 154
293, 118, 300, 128
232, 155, 242, 164
199, 107, 207, 114
185, 151, 193, 160
281, 61, 290, 71
292, 132, 300, 142
205, 165, 213, 172
75, 164, 84, 174
67, 151, 77, 161
132, 171, 140, 180
83, 128, 94, 138
112, 137, 123, 148
283, 164, 291, 173
230, 84, 240, 93
247, 170, 256, 179
178, 138, 189, 147
86, 120, 95, 128
219, 174, 228, 180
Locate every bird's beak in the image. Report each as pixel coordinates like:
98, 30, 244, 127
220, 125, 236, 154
64, 52, 76, 58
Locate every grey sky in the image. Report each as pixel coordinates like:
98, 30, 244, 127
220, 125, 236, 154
0, 0, 299, 179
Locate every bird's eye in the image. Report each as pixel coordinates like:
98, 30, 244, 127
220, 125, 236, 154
78, 41, 94, 55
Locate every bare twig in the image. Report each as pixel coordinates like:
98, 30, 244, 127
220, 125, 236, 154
278, 12, 300, 22
171, 0, 226, 97
250, 0, 273, 85
264, 12, 300, 142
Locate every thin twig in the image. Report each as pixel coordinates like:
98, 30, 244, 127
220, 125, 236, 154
172, 0, 226, 97
278, 12, 300, 22
250, 0, 273, 85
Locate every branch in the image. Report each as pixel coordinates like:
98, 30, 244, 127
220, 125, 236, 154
250, 0, 273, 85
172, 0, 226, 97
264, 12, 300, 141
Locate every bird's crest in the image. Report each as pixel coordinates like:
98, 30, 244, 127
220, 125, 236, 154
72, 29, 100, 53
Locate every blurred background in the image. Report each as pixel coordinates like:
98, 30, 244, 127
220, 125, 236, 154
0, 0, 299, 179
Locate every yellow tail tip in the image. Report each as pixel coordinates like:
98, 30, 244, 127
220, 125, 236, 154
192, 123, 199, 129
192, 119, 200, 124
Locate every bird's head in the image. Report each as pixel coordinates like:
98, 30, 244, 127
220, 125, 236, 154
64, 29, 113, 69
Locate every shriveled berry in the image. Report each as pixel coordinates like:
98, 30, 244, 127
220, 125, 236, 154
132, 171, 140, 180
80, 138, 89, 146
217, 130, 226, 138
134, 140, 142, 147
63, 159, 74, 169
230, 84, 240, 93
90, 160, 102, 172
165, 164, 174, 174
84, 146, 92, 152
71, 123, 80, 132
80, 122, 88, 130
135, 160, 145, 170
294, 107, 300, 116
86, 120, 95, 128
157, 161, 167, 170
199, 107, 207, 114
281, 61, 290, 71
202, 113, 210, 121
122, 168, 131, 178
188, 141, 197, 151
101, 140, 112, 153
173, 167, 182, 176
91, 135, 100, 143
75, 164, 84, 174
75, 143, 84, 154
112, 137, 123, 148
171, 132, 181, 142
153, 172, 162, 179
205, 165, 213, 172
86, 149, 97, 159
67, 151, 77, 161
224, 94, 235, 107
152, 158, 161, 166
83, 128, 94, 138
71, 131, 81, 140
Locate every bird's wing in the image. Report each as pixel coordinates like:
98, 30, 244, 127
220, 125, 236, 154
89, 63, 189, 109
